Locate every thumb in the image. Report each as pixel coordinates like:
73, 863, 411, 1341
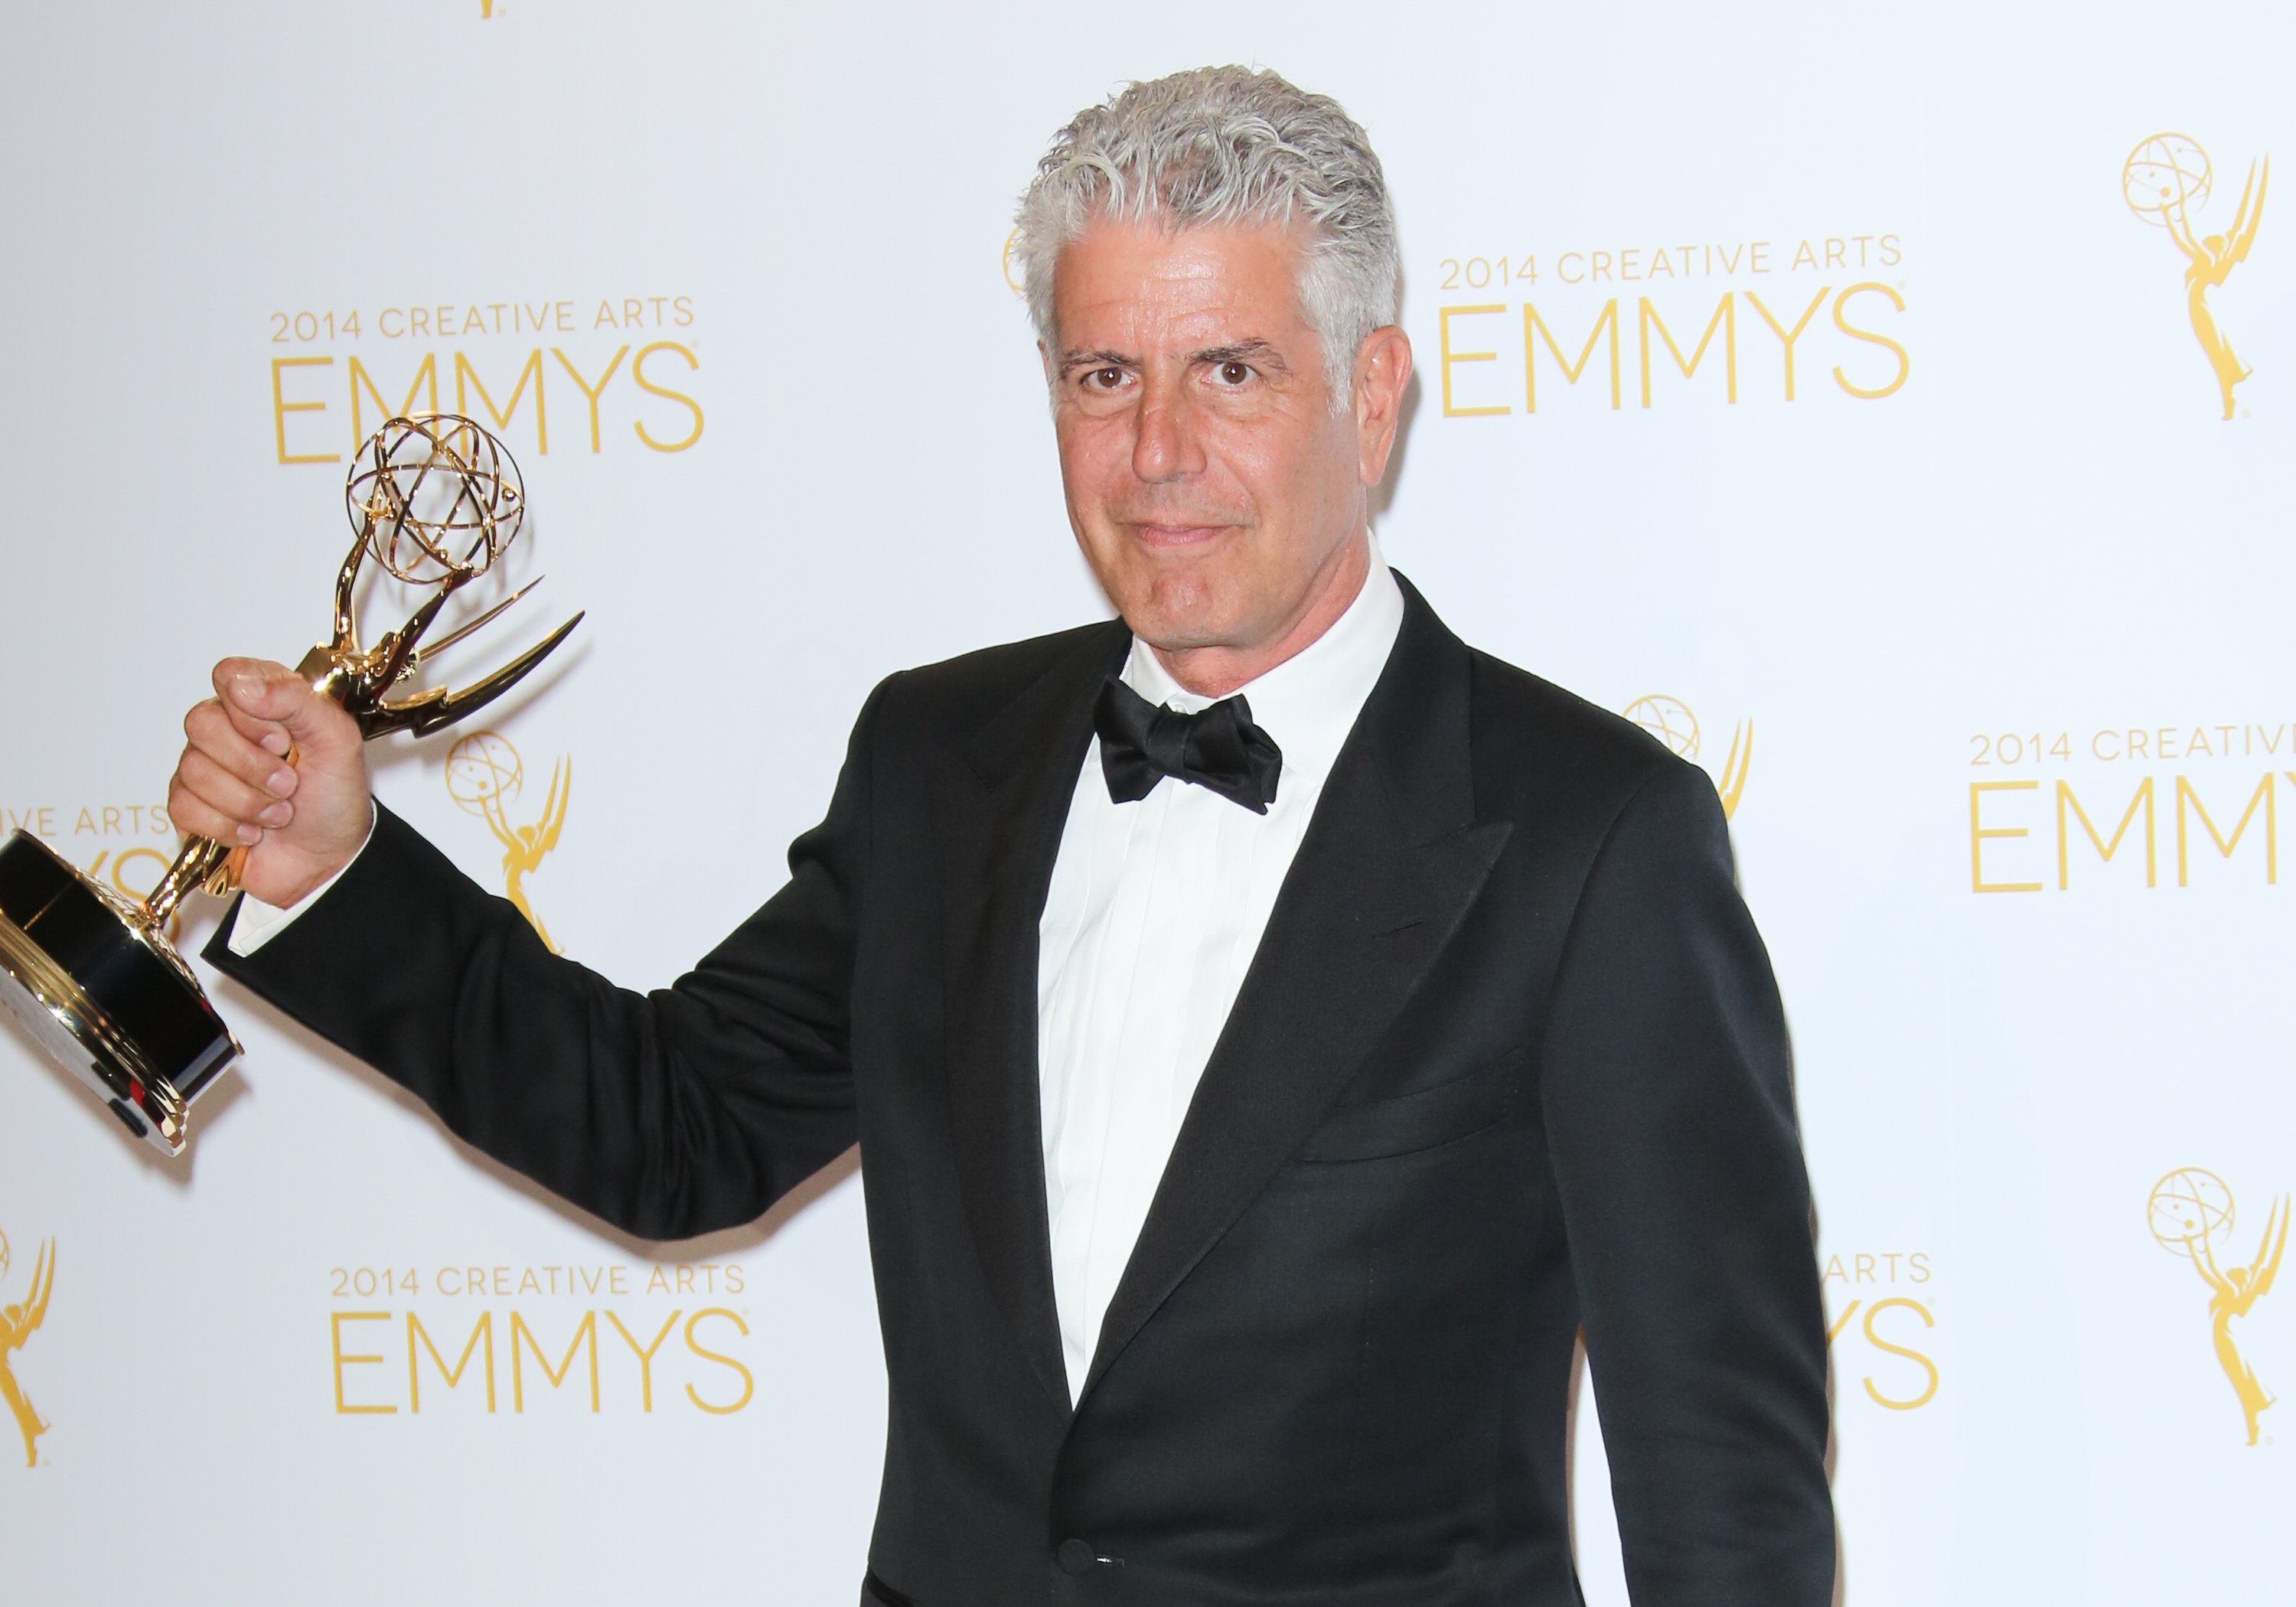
214, 657, 355, 753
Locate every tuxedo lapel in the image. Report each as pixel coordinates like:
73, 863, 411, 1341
1078, 579, 1512, 1402
936, 622, 1129, 1416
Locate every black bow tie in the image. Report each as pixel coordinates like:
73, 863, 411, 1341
1094, 675, 1283, 815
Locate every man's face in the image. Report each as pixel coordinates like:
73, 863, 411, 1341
1045, 218, 1396, 678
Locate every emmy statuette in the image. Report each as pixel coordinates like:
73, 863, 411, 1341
0, 415, 581, 1156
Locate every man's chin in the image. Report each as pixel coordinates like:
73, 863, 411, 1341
1120, 576, 1238, 652
1124, 611, 1231, 653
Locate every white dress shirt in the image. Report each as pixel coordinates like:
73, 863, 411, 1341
224, 807, 371, 954
1035, 546, 1403, 1400
229, 543, 1409, 1410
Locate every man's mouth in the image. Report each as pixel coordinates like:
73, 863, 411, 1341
1125, 521, 1233, 550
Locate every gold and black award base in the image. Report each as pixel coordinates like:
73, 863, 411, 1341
0, 830, 238, 1156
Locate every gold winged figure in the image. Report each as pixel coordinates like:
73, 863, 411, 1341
485, 755, 572, 953
2190, 1193, 2289, 1445
0, 1234, 55, 1468
2167, 156, 2269, 421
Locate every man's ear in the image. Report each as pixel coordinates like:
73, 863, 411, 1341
1352, 325, 1414, 487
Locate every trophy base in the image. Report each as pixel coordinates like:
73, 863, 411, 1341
0, 830, 240, 1156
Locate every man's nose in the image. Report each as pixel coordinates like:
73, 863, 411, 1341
1130, 376, 1205, 483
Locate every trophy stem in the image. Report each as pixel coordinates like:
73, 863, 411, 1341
144, 836, 235, 926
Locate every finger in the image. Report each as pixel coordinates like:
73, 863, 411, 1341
177, 748, 293, 831
212, 659, 298, 757
217, 659, 354, 754
168, 776, 266, 846
184, 700, 298, 797
217, 695, 295, 758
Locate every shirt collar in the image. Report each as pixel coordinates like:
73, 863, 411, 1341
1120, 534, 1406, 789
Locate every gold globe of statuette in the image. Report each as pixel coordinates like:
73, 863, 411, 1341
2123, 133, 2213, 226
1623, 694, 1701, 760
446, 732, 526, 814
2148, 1166, 2236, 1258
344, 415, 526, 588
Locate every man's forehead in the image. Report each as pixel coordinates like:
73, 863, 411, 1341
1054, 217, 1310, 345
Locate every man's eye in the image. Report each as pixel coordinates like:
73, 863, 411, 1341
1084, 367, 1125, 390
1214, 360, 1254, 386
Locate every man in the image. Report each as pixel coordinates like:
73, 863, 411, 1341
171, 67, 1834, 1605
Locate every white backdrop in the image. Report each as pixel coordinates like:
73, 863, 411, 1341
2, 2, 2291, 1601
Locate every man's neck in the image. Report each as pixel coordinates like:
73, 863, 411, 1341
1150, 530, 1372, 699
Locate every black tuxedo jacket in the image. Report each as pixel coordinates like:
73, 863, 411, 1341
210, 577, 1834, 1605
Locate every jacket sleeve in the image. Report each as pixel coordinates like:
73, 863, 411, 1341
1536, 758, 1835, 1604
203, 679, 890, 1241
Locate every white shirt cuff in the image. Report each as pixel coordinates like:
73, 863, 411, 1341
223, 802, 377, 956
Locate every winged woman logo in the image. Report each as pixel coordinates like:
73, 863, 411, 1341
2149, 1169, 2289, 1445
0, 1230, 55, 1468
2123, 134, 2269, 419
445, 731, 572, 953
1621, 696, 1752, 818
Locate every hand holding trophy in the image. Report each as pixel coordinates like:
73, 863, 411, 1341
0, 415, 581, 1156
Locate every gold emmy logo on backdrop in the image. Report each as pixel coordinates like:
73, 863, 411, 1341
2149, 1168, 2289, 1445
1001, 229, 1026, 298
2123, 134, 2270, 419
447, 732, 572, 953
0, 1230, 55, 1468
1622, 696, 1753, 818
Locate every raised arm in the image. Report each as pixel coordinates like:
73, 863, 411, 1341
190, 667, 888, 1240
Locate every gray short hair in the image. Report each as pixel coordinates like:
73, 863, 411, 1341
1013, 66, 1401, 407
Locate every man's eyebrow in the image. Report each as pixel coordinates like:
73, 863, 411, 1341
1057, 347, 1136, 376
1055, 340, 1292, 376
1189, 338, 1288, 371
